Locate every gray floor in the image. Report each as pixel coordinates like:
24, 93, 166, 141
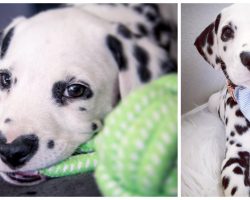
0, 172, 102, 196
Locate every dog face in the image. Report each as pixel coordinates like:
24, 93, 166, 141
0, 7, 119, 185
0, 4, 171, 185
195, 4, 250, 88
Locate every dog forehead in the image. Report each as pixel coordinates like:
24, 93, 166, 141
1, 7, 117, 82
220, 4, 250, 25
6, 7, 111, 63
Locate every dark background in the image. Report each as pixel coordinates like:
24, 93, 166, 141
0, 4, 63, 30
0, 4, 101, 197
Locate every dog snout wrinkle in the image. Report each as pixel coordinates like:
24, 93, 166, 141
0, 134, 39, 169
240, 51, 250, 70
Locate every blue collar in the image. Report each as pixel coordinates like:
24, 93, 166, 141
234, 86, 250, 121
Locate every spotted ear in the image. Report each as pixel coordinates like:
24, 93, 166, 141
0, 16, 26, 58
194, 14, 222, 70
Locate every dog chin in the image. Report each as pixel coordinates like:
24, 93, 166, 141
0, 171, 47, 186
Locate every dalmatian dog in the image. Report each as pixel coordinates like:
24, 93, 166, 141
0, 4, 176, 186
195, 4, 250, 196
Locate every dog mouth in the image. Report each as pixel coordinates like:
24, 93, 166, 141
2, 170, 46, 185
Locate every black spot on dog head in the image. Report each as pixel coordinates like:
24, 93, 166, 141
133, 45, 151, 83
221, 25, 234, 42
223, 46, 227, 51
233, 166, 243, 174
106, 34, 127, 71
231, 187, 237, 196
117, 24, 132, 39
1, 27, 15, 58
225, 118, 228, 125
52, 80, 93, 105
222, 176, 229, 189
52, 81, 67, 105
47, 140, 55, 149
4, 118, 11, 124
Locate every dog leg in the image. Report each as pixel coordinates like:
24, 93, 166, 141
219, 89, 250, 196
221, 149, 250, 196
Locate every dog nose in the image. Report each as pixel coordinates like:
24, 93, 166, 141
240, 51, 250, 69
0, 134, 39, 169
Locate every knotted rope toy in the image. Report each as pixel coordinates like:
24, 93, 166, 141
39, 138, 97, 177
39, 74, 177, 196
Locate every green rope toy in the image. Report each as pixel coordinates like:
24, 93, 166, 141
39, 138, 97, 177
39, 74, 177, 196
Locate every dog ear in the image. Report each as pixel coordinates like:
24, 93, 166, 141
0, 16, 26, 58
2, 16, 26, 35
194, 14, 222, 70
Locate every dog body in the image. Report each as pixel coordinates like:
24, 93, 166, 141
195, 4, 250, 196
0, 4, 176, 185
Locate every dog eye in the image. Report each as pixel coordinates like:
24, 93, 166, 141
221, 26, 234, 42
64, 84, 93, 99
0, 71, 11, 89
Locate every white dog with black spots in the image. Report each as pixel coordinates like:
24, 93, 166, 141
0, 4, 176, 186
195, 4, 250, 197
